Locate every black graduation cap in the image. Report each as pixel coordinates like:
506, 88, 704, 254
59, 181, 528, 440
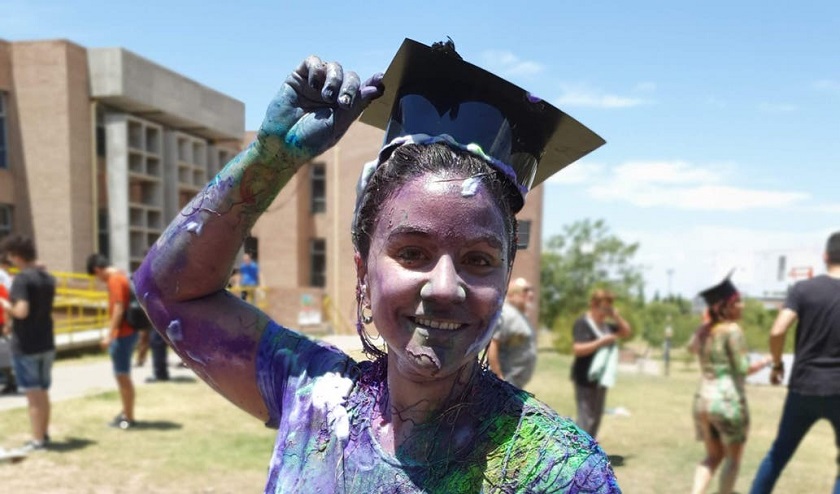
699, 269, 740, 306
360, 38, 605, 212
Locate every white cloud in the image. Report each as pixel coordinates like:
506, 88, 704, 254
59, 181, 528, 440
813, 203, 840, 213
634, 82, 657, 92
561, 160, 809, 211
480, 50, 544, 78
621, 225, 827, 298
547, 161, 605, 184
554, 83, 647, 108
813, 79, 840, 92
758, 102, 798, 113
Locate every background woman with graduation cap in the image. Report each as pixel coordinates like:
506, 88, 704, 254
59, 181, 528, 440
134, 39, 620, 492
689, 273, 771, 494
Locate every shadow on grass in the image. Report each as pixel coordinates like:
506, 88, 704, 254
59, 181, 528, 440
608, 454, 632, 468
131, 420, 183, 431
144, 376, 198, 385
168, 376, 197, 384
47, 436, 97, 453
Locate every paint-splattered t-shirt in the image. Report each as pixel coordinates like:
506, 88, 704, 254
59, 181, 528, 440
256, 322, 621, 493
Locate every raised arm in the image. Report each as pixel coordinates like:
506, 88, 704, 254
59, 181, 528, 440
134, 58, 383, 420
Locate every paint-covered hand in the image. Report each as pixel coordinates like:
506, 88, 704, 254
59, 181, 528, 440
257, 56, 384, 166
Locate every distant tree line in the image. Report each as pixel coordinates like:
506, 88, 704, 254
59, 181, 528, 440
541, 219, 794, 355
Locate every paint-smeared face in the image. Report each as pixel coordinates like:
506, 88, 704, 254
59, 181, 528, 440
362, 171, 510, 381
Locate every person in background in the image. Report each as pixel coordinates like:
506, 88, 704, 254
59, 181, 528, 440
487, 277, 538, 388
0, 235, 56, 451
87, 254, 138, 429
749, 231, 840, 494
238, 252, 261, 302
134, 325, 150, 368
0, 255, 17, 394
133, 39, 620, 492
663, 318, 674, 377
571, 289, 632, 439
690, 273, 771, 494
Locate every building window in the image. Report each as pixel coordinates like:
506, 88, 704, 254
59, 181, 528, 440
311, 162, 326, 213
0, 204, 11, 240
310, 238, 326, 287
0, 92, 7, 169
97, 209, 110, 259
516, 220, 532, 250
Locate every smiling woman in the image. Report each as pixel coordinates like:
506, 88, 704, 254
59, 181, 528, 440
134, 38, 617, 493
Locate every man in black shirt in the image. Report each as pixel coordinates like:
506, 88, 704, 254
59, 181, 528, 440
0, 235, 56, 452
750, 231, 840, 493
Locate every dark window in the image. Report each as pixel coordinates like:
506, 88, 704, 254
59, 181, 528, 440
0, 92, 7, 169
310, 238, 326, 287
97, 209, 110, 259
96, 123, 106, 157
516, 219, 532, 250
311, 162, 326, 213
0, 204, 11, 240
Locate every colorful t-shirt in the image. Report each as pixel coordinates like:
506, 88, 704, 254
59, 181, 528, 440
692, 322, 751, 444
107, 272, 134, 338
257, 321, 621, 493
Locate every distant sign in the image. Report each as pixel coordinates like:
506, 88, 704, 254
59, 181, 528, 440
297, 293, 322, 326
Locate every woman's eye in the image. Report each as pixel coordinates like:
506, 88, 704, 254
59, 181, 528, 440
463, 253, 494, 267
396, 247, 426, 264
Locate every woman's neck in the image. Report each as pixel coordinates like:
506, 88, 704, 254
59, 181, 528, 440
376, 358, 479, 454
588, 310, 605, 325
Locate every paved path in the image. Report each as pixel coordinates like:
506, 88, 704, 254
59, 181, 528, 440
0, 334, 364, 412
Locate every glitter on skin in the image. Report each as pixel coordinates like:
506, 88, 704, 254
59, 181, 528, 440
460, 176, 480, 197
166, 319, 183, 342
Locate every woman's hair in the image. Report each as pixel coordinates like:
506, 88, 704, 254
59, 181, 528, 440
351, 142, 520, 358
589, 288, 615, 307
706, 293, 741, 324
352, 142, 519, 263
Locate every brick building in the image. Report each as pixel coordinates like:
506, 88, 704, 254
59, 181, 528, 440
0, 39, 543, 335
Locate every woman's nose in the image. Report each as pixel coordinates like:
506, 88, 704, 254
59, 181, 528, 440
420, 256, 466, 303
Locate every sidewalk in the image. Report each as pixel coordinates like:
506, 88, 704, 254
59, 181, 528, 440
0, 333, 365, 412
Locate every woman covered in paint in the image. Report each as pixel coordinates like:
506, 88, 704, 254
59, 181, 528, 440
136, 39, 619, 493
689, 274, 770, 494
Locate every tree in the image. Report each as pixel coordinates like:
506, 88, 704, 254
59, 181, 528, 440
540, 219, 645, 331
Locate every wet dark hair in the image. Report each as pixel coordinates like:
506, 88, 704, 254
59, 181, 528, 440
86, 253, 111, 275
827, 231, 840, 264
0, 234, 37, 262
352, 142, 519, 263
351, 142, 520, 358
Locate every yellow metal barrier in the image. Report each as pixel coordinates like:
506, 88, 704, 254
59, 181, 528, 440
3, 269, 269, 346
227, 285, 269, 311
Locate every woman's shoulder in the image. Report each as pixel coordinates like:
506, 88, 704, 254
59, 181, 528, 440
480, 378, 620, 492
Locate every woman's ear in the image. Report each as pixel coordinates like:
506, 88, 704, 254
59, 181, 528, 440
354, 252, 368, 296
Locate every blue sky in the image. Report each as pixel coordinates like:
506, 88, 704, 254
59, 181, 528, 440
3, 0, 838, 298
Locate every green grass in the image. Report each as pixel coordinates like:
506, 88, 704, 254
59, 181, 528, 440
1, 343, 836, 493
527, 347, 837, 493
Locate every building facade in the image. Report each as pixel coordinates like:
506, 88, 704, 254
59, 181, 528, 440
0, 39, 243, 273
0, 39, 544, 336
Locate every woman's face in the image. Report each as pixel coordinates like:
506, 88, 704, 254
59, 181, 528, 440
726, 297, 744, 320
361, 172, 510, 382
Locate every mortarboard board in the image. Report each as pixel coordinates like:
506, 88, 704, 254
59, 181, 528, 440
699, 269, 740, 306
360, 38, 605, 212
